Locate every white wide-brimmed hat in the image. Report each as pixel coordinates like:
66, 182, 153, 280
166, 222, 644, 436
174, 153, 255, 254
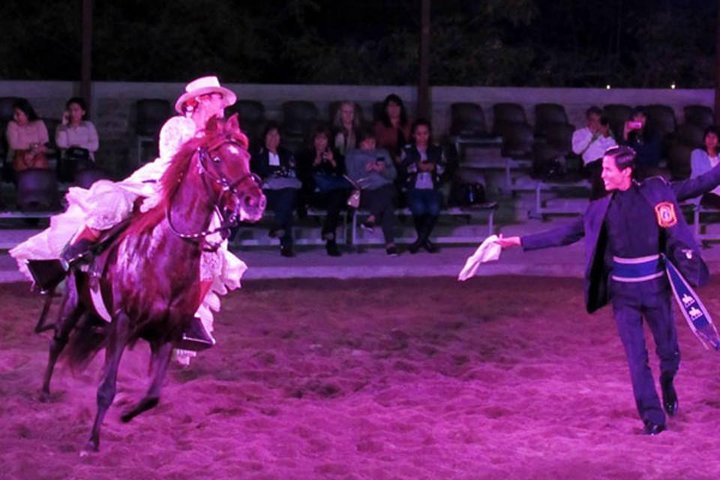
174, 75, 237, 114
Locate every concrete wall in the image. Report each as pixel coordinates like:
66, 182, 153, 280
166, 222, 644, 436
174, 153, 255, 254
0, 81, 714, 175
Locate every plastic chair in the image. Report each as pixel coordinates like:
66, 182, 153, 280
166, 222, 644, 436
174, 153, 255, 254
281, 101, 320, 137
602, 104, 633, 140
135, 99, 172, 164
666, 143, 694, 180
500, 122, 534, 159
73, 167, 110, 189
643, 104, 677, 139
226, 100, 266, 147
450, 102, 488, 137
683, 105, 714, 129
492, 103, 528, 137
675, 123, 705, 149
534, 103, 569, 137
15, 168, 61, 211
542, 123, 575, 155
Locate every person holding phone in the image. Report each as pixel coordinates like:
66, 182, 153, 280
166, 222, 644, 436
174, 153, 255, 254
401, 119, 446, 253
297, 125, 351, 256
55, 97, 99, 180
622, 107, 661, 179
345, 128, 399, 255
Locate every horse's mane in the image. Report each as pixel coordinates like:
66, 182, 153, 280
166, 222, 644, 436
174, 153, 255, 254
125, 118, 249, 237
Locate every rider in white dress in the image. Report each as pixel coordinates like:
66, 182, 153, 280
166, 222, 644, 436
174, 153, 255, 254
11, 76, 246, 361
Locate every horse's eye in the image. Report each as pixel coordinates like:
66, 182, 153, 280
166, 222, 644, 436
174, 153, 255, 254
213, 156, 221, 163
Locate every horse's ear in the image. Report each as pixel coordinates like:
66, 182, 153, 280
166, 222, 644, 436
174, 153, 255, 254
226, 113, 241, 134
206, 115, 222, 133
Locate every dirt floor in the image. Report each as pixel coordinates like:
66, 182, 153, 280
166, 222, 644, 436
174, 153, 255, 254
1, 276, 720, 480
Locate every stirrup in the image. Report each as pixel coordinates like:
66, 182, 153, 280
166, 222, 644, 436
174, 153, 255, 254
26, 259, 67, 293
177, 317, 215, 352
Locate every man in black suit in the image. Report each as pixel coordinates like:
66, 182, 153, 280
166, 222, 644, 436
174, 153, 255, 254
498, 145, 720, 435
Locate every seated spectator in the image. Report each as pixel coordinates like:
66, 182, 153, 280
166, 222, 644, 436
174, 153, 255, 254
6, 98, 49, 173
297, 125, 351, 257
690, 125, 720, 208
621, 107, 661, 179
345, 128, 399, 256
374, 94, 411, 193
333, 101, 361, 156
572, 106, 617, 199
251, 121, 301, 257
401, 119, 446, 253
55, 96, 99, 180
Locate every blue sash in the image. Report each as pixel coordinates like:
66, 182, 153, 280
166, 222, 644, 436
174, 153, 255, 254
613, 254, 720, 350
664, 257, 720, 350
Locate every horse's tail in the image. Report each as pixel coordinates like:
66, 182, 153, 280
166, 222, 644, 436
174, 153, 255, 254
65, 313, 109, 373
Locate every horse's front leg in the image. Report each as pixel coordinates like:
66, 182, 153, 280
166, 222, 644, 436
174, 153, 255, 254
81, 310, 130, 456
40, 278, 84, 401
120, 340, 173, 423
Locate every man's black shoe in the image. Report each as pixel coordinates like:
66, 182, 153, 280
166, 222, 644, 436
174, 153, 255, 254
177, 317, 214, 352
643, 421, 666, 436
280, 245, 295, 257
661, 375, 679, 417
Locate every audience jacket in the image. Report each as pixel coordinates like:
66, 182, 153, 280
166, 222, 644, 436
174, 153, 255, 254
55, 121, 100, 159
521, 167, 720, 313
345, 148, 396, 191
374, 121, 411, 159
571, 127, 617, 165
690, 148, 720, 198
400, 143, 446, 190
251, 146, 301, 190
6, 119, 48, 157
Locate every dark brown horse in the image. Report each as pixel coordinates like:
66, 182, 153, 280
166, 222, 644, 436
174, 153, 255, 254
39, 115, 265, 454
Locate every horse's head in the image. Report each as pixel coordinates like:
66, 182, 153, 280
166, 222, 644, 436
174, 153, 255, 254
198, 114, 265, 223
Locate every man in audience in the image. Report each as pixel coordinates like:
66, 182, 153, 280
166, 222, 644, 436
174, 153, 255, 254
572, 106, 617, 199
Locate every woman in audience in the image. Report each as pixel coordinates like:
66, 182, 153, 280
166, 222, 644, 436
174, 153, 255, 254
333, 101, 361, 156
251, 121, 301, 257
374, 94, 411, 161
374, 93, 412, 197
690, 125, 720, 208
55, 96, 99, 178
345, 128, 399, 256
621, 107, 661, 179
401, 119, 446, 254
297, 125, 350, 257
6, 98, 49, 173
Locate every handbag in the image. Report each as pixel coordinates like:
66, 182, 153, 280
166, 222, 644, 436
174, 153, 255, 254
13, 149, 49, 172
344, 174, 362, 208
347, 188, 361, 209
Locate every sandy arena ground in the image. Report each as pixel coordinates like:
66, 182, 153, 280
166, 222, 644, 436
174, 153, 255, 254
1, 276, 720, 480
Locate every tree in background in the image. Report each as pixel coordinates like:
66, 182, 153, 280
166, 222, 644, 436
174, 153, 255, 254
0, 0, 715, 88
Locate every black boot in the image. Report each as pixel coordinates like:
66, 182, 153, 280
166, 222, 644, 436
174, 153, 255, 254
60, 238, 96, 269
178, 317, 214, 351
325, 239, 341, 257
421, 216, 439, 253
26, 259, 67, 292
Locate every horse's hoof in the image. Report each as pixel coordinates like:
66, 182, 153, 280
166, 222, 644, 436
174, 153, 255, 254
38, 390, 51, 403
120, 412, 133, 423
80, 441, 99, 456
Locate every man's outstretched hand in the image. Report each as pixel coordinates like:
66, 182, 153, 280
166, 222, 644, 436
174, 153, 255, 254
495, 234, 521, 249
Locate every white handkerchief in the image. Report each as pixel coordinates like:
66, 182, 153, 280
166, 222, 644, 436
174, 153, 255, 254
458, 234, 502, 281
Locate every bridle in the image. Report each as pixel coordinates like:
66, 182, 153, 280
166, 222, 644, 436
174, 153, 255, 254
166, 137, 260, 250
